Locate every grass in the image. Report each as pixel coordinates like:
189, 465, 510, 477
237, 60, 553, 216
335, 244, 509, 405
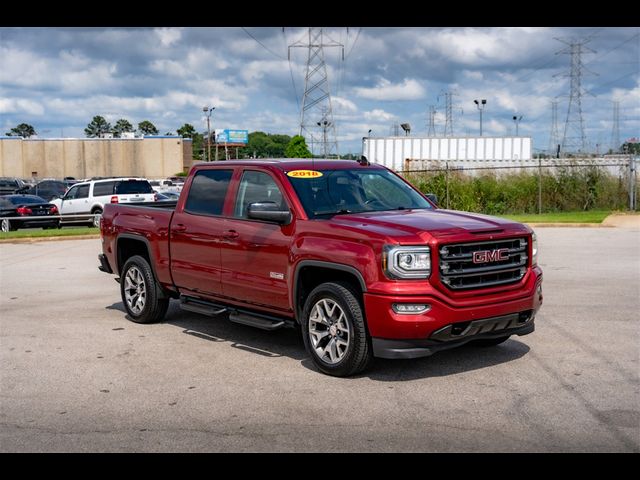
500, 210, 614, 223
0, 226, 99, 240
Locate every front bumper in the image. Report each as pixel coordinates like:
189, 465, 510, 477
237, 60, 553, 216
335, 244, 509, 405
364, 267, 542, 358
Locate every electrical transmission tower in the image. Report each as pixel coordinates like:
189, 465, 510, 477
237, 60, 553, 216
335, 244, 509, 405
289, 28, 343, 158
427, 105, 437, 137
438, 91, 458, 137
610, 101, 620, 153
555, 38, 596, 154
548, 100, 560, 156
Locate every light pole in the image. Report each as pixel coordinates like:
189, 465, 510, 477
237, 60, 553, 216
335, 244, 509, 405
203, 106, 214, 162
513, 115, 523, 136
474, 99, 486, 136
368, 129, 372, 137
317, 120, 331, 158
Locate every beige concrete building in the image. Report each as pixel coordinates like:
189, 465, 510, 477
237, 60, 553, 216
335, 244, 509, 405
0, 136, 193, 179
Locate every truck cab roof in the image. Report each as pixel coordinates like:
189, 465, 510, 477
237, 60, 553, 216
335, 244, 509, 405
192, 159, 382, 171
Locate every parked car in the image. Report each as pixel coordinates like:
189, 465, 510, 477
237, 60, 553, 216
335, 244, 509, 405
149, 179, 182, 194
51, 177, 156, 227
0, 177, 27, 196
0, 195, 60, 232
20, 180, 68, 202
155, 191, 180, 201
99, 159, 543, 377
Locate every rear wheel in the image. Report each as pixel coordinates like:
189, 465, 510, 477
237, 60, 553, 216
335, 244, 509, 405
120, 255, 169, 324
471, 335, 511, 347
301, 281, 373, 377
1, 219, 16, 232
90, 208, 103, 228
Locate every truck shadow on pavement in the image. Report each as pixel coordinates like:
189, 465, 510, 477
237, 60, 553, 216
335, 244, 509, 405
107, 301, 530, 380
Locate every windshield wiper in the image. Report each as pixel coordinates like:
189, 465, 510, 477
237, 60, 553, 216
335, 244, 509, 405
313, 208, 354, 216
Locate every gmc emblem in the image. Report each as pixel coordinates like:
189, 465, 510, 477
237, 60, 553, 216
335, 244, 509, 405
473, 248, 509, 264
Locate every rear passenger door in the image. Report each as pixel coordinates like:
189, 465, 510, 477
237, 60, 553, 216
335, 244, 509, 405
170, 169, 234, 297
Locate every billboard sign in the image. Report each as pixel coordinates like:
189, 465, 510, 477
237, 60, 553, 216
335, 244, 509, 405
216, 129, 248, 145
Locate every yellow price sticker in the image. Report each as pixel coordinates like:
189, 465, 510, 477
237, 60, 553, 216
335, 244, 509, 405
286, 170, 323, 178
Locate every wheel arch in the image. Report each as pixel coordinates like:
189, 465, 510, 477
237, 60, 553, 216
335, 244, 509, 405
293, 260, 367, 323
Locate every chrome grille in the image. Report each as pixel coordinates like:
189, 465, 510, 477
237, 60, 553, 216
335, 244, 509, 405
439, 237, 528, 290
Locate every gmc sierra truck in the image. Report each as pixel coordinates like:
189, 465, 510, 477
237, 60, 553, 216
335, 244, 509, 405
99, 159, 543, 376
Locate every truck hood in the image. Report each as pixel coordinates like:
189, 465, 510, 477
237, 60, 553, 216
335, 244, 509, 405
329, 208, 529, 241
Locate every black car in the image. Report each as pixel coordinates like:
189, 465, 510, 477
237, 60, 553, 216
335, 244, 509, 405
0, 177, 27, 196
20, 180, 68, 201
0, 195, 60, 232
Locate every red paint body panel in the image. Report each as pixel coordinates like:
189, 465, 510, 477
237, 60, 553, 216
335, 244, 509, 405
101, 159, 543, 345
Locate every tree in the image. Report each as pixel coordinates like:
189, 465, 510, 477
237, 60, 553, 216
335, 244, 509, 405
165, 132, 174, 136
285, 135, 312, 158
112, 118, 134, 138
621, 141, 640, 155
6, 123, 37, 138
177, 123, 197, 138
138, 120, 159, 136
84, 116, 111, 138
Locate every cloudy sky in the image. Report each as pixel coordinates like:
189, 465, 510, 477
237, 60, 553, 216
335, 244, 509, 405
0, 27, 638, 154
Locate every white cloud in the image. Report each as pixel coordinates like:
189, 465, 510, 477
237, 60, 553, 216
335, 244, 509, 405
363, 109, 397, 122
155, 28, 182, 47
332, 97, 358, 113
0, 98, 45, 116
355, 78, 425, 101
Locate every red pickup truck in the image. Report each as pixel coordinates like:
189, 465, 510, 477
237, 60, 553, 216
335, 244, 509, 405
99, 159, 543, 376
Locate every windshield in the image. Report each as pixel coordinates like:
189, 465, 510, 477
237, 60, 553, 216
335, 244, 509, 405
287, 168, 433, 218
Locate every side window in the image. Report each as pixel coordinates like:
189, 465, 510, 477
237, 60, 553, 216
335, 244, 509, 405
234, 171, 286, 219
76, 184, 90, 199
65, 185, 79, 199
184, 170, 233, 216
93, 181, 115, 197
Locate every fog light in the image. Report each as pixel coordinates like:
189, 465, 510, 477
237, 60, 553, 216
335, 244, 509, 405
392, 303, 431, 314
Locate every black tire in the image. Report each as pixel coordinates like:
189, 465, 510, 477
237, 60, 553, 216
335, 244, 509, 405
90, 208, 103, 228
120, 255, 169, 324
1, 219, 16, 232
471, 335, 511, 347
301, 281, 373, 377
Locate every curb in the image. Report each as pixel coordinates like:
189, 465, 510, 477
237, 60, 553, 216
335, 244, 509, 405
0, 234, 100, 244
523, 223, 608, 228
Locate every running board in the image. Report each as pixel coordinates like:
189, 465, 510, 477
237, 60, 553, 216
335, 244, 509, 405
229, 313, 285, 331
180, 296, 228, 316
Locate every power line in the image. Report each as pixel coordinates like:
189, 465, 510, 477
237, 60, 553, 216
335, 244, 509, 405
345, 27, 362, 59
585, 70, 638, 95
584, 32, 640, 67
282, 28, 300, 112
241, 27, 286, 60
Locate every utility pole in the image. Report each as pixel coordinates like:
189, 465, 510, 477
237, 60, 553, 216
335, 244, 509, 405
427, 105, 437, 137
548, 100, 560, 156
317, 108, 332, 158
611, 100, 620, 153
555, 37, 596, 154
203, 106, 214, 162
290, 27, 343, 158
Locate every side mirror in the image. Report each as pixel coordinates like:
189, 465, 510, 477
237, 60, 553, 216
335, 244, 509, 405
248, 202, 292, 225
426, 193, 438, 206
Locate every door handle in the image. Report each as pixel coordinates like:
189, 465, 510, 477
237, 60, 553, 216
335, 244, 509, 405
172, 223, 187, 233
223, 230, 239, 239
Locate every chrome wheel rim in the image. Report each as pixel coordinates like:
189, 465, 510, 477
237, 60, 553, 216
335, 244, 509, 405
308, 298, 350, 364
124, 266, 146, 315
1, 219, 9, 232
93, 212, 101, 228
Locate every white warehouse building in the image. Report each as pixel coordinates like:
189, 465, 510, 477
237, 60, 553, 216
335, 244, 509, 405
362, 136, 533, 172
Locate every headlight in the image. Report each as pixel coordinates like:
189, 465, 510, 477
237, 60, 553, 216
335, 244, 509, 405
532, 232, 538, 265
384, 246, 431, 279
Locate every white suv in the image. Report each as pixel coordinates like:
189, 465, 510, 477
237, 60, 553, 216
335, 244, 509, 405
51, 177, 156, 227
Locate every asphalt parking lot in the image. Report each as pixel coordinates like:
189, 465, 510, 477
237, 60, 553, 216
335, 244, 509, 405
1, 227, 639, 452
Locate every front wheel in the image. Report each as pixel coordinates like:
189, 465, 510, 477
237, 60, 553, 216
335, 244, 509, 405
301, 281, 373, 377
120, 255, 169, 324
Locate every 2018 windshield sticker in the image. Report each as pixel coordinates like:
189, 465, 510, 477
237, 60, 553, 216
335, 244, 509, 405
286, 170, 323, 178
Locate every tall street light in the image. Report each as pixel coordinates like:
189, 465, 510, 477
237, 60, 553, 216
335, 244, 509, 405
203, 106, 215, 162
317, 119, 332, 158
513, 115, 523, 136
474, 99, 486, 136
